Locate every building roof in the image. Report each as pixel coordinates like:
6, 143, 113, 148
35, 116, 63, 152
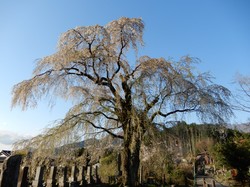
0, 150, 11, 157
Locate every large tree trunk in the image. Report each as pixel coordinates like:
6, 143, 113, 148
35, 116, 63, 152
122, 121, 142, 186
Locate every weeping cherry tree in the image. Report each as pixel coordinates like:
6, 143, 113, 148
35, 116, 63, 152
12, 17, 232, 186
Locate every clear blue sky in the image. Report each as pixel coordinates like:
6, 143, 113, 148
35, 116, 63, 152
0, 0, 250, 150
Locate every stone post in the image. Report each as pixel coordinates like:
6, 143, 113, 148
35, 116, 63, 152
32, 166, 45, 187
58, 166, 68, 187
47, 166, 57, 187
77, 166, 85, 186
94, 165, 100, 183
86, 166, 93, 184
0, 155, 22, 187
69, 165, 78, 187
17, 166, 29, 187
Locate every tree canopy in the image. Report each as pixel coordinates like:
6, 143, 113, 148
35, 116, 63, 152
12, 17, 233, 186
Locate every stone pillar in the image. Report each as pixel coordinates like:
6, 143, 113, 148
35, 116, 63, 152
47, 166, 57, 187
58, 166, 68, 187
77, 166, 85, 186
93, 165, 99, 183
32, 166, 45, 187
86, 166, 93, 184
0, 155, 22, 187
17, 166, 29, 187
69, 165, 78, 187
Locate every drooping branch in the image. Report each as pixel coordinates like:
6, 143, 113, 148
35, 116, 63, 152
83, 119, 124, 139
150, 108, 197, 122
84, 111, 118, 121
160, 108, 197, 117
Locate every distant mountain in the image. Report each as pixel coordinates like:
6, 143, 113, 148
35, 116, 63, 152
233, 122, 250, 133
